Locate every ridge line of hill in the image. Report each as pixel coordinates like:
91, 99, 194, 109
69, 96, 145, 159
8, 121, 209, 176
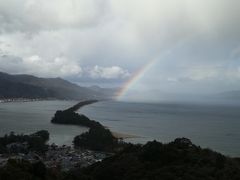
0, 71, 116, 100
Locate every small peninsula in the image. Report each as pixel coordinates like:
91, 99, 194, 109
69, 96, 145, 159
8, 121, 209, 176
51, 100, 123, 152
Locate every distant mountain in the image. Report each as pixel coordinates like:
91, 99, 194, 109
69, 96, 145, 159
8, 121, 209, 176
0, 72, 115, 100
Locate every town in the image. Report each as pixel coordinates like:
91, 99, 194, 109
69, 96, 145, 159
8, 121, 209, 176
0, 142, 111, 171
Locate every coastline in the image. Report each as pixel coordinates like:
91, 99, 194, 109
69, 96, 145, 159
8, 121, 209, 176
71, 100, 139, 140
2, 99, 139, 141
0, 98, 57, 103
73, 100, 141, 140
52, 100, 140, 142
111, 131, 140, 139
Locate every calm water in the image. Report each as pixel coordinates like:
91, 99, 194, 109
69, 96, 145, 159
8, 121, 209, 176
79, 101, 240, 157
1, 100, 240, 156
0, 100, 87, 145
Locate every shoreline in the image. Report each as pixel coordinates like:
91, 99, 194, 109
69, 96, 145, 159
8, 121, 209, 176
66, 100, 139, 140
0, 98, 58, 103
111, 131, 140, 139
66, 100, 140, 140
0, 98, 95, 104
2, 99, 139, 141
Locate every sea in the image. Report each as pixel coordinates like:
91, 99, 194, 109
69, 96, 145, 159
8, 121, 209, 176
0, 100, 87, 145
1, 100, 240, 157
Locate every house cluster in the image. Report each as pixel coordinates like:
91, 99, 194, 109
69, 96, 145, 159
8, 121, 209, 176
0, 98, 36, 103
0, 144, 111, 171
0, 155, 8, 168
44, 144, 110, 171
0, 98, 49, 103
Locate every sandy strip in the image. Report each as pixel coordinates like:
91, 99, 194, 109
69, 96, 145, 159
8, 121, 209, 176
111, 131, 140, 139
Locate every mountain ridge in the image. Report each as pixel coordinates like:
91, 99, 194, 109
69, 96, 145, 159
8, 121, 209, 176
0, 71, 114, 100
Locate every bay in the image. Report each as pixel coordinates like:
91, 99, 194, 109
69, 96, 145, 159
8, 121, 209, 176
0, 100, 87, 145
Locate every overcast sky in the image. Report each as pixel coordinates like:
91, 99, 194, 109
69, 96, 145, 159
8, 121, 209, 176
1, 0, 240, 100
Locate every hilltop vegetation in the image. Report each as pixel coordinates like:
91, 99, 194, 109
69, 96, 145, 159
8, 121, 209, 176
66, 138, 240, 180
1, 131, 240, 180
0, 159, 47, 180
73, 127, 120, 152
0, 130, 49, 154
51, 110, 102, 128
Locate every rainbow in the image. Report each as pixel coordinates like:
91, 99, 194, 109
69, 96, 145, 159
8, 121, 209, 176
115, 58, 157, 100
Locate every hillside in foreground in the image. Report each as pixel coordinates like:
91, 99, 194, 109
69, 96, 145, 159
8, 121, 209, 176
1, 136, 240, 180
66, 138, 240, 180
